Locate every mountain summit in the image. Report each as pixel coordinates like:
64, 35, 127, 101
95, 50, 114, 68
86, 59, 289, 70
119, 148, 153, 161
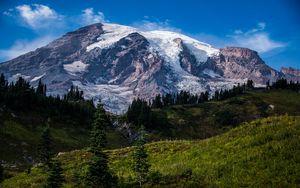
0, 23, 298, 113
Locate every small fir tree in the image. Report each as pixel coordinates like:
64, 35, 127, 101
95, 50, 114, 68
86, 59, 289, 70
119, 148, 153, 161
36, 79, 47, 96
86, 101, 116, 188
0, 162, 4, 182
46, 159, 64, 188
37, 127, 53, 167
132, 125, 150, 187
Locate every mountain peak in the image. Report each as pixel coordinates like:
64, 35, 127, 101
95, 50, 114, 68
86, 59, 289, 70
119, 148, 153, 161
220, 47, 258, 58
0, 23, 298, 113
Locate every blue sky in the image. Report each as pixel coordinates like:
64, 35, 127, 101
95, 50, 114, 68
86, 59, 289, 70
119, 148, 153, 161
0, 0, 299, 70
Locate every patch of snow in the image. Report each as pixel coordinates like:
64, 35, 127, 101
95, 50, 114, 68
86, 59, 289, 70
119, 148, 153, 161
207, 78, 247, 94
140, 30, 219, 69
176, 75, 206, 94
86, 23, 137, 52
9, 73, 31, 83
30, 73, 46, 82
108, 74, 122, 84
63, 61, 89, 76
254, 83, 266, 88
120, 45, 127, 49
72, 81, 134, 114
202, 69, 221, 78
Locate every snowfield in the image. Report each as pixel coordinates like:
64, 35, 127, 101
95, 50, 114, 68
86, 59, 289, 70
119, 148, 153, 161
31, 73, 46, 82
86, 24, 137, 52
85, 23, 221, 99
86, 23, 219, 74
72, 81, 134, 114
63, 61, 89, 76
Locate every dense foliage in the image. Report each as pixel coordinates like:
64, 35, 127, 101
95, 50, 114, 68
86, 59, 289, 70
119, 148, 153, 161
0, 73, 95, 127
126, 79, 300, 130
268, 78, 300, 91
46, 159, 64, 188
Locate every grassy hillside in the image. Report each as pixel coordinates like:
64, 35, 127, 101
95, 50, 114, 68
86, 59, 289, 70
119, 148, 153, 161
0, 116, 128, 176
1, 89, 299, 176
2, 115, 300, 187
149, 89, 300, 140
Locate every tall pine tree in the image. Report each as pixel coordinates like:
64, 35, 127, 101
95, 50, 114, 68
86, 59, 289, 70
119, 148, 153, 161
132, 125, 150, 187
36, 79, 47, 96
46, 159, 64, 188
86, 101, 116, 188
37, 127, 53, 167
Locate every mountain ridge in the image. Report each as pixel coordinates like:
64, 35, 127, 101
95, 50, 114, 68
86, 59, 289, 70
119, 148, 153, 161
0, 23, 299, 113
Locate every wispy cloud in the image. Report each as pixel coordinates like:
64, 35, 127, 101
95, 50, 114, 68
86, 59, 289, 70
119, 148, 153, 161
0, 36, 55, 61
232, 33, 285, 53
15, 4, 63, 30
80, 8, 107, 25
132, 19, 181, 32
1, 5, 110, 61
230, 22, 286, 53
194, 22, 286, 53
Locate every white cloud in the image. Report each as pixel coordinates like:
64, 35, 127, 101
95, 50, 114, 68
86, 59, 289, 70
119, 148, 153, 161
0, 36, 55, 61
132, 19, 181, 32
229, 22, 286, 53
15, 4, 62, 30
81, 8, 107, 25
3, 11, 12, 16
232, 32, 285, 53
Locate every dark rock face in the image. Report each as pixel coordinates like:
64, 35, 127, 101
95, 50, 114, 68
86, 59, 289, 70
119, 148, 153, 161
281, 67, 300, 77
281, 67, 300, 82
0, 23, 104, 94
211, 47, 284, 85
0, 23, 298, 113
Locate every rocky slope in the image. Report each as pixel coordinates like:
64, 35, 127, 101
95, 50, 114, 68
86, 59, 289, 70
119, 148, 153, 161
0, 23, 297, 113
281, 67, 300, 76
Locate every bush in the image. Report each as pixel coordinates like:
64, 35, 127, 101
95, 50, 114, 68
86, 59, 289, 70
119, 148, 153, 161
147, 171, 163, 185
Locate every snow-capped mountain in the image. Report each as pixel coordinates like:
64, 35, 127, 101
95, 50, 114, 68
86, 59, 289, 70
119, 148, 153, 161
0, 23, 297, 113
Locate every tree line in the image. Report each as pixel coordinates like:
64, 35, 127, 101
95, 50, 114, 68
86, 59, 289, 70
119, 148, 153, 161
125, 79, 300, 129
0, 73, 95, 127
267, 78, 300, 91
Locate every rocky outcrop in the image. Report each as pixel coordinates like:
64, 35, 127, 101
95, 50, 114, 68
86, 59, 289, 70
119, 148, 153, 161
281, 67, 300, 77
211, 47, 283, 85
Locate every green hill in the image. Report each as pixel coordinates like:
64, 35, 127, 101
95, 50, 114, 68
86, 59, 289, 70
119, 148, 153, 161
0, 113, 128, 176
2, 115, 300, 187
148, 89, 300, 140
1, 89, 300, 176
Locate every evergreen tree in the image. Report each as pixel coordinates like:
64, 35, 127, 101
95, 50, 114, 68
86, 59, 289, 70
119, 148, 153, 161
86, 101, 116, 188
127, 98, 152, 128
37, 127, 53, 167
0, 162, 4, 183
266, 80, 270, 89
246, 80, 254, 88
152, 94, 163, 108
64, 85, 84, 101
132, 125, 150, 187
36, 79, 47, 96
0, 73, 7, 92
46, 159, 64, 188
